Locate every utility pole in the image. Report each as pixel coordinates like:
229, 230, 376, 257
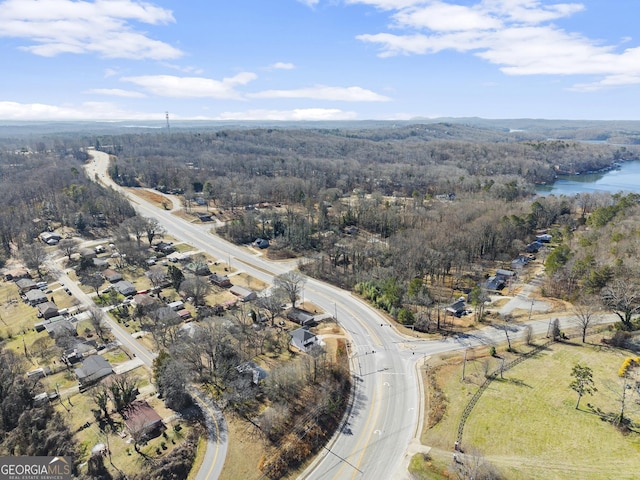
528, 299, 534, 323
165, 111, 170, 134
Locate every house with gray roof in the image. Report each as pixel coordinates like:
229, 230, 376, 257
114, 280, 136, 296
289, 327, 321, 353
26, 289, 48, 306
74, 355, 112, 387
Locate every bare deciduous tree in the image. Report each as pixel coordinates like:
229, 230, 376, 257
572, 299, 601, 343
58, 238, 79, 261
274, 271, 306, 308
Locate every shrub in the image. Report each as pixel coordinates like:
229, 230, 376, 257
489, 346, 496, 357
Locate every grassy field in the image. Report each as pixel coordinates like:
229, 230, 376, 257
419, 339, 640, 480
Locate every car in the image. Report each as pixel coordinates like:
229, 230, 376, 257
45, 289, 52, 294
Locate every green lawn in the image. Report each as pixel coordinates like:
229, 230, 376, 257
423, 341, 640, 480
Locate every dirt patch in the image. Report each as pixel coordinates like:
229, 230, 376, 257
126, 188, 173, 210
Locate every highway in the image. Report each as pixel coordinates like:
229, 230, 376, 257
85, 149, 594, 480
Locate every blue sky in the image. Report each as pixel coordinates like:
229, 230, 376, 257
1, 0, 639, 121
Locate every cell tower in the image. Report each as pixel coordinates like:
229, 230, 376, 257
165, 111, 170, 133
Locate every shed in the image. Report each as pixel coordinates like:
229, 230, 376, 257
168, 300, 184, 311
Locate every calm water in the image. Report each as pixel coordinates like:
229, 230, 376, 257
536, 160, 640, 196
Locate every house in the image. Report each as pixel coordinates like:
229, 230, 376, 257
74, 355, 113, 387
154, 242, 175, 254
236, 361, 268, 384
114, 280, 136, 297
102, 269, 123, 283
178, 309, 192, 320
210, 273, 231, 287
289, 327, 321, 353
536, 233, 553, 243
93, 257, 110, 269
185, 262, 210, 276
485, 276, 506, 292
37, 301, 59, 319
16, 278, 37, 293
40, 232, 62, 245
45, 319, 77, 339
445, 298, 467, 317
253, 238, 270, 249
26, 289, 48, 306
525, 241, 544, 253
230, 285, 257, 302
166, 251, 188, 263
286, 308, 316, 326
495, 269, 516, 280
62, 340, 98, 364
132, 294, 157, 309
511, 255, 532, 269
122, 400, 164, 437
154, 306, 181, 324
79, 248, 97, 259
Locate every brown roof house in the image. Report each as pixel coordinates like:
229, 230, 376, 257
16, 278, 37, 293
123, 400, 164, 439
102, 269, 123, 283
74, 355, 113, 388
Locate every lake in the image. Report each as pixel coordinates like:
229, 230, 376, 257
536, 159, 640, 196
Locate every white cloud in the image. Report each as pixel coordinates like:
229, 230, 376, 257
0, 100, 159, 120
122, 73, 258, 99
0, 0, 182, 60
270, 62, 296, 70
85, 88, 146, 98
297, 0, 320, 6
352, 0, 640, 89
393, 2, 502, 31
104, 68, 119, 78
249, 85, 390, 102
215, 108, 358, 121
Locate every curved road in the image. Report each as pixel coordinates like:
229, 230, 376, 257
86, 149, 597, 480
